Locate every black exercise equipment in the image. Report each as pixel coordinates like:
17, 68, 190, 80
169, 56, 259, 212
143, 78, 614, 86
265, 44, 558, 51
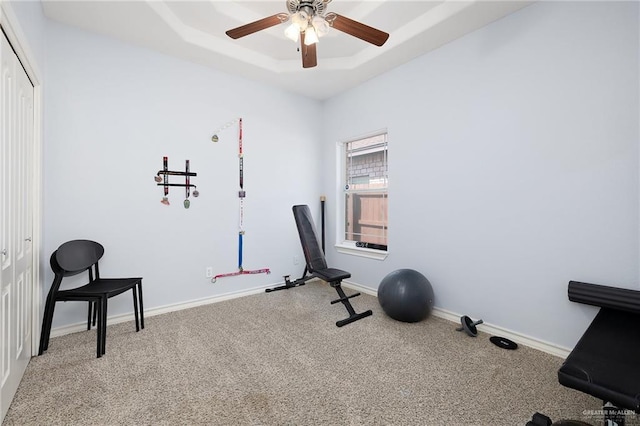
266, 198, 326, 293
266, 204, 372, 327
558, 280, 640, 417
527, 412, 552, 426
378, 268, 434, 323
456, 315, 483, 337
526, 413, 592, 426
266, 272, 308, 292
489, 336, 518, 350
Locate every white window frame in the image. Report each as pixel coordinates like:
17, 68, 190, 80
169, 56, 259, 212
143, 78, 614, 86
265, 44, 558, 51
335, 129, 388, 261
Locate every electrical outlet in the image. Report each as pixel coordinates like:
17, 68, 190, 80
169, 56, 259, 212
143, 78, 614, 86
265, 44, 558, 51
206, 267, 213, 278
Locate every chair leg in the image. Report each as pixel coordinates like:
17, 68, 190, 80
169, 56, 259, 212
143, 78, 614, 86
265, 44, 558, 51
38, 296, 56, 355
96, 296, 107, 358
87, 301, 93, 330
38, 302, 50, 355
100, 297, 108, 356
95, 299, 103, 358
132, 286, 140, 332
44, 308, 57, 352
137, 282, 144, 329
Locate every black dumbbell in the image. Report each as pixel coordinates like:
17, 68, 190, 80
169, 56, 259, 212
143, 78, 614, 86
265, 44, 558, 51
455, 315, 483, 337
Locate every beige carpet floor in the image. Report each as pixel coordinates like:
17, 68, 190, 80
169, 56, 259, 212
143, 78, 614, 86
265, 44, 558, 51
4, 281, 638, 425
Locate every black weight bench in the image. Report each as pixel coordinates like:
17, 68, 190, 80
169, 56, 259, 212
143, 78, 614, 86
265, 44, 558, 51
266, 205, 372, 327
558, 281, 640, 418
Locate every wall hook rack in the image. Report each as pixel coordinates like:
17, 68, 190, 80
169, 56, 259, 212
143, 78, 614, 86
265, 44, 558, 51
154, 156, 199, 208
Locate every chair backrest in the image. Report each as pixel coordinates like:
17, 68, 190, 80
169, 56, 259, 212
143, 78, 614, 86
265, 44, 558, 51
50, 249, 88, 277
48, 250, 87, 294
292, 205, 327, 272
55, 240, 105, 276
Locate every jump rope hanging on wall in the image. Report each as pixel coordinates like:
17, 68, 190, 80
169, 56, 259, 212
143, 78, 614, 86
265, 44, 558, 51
210, 118, 270, 283
154, 157, 199, 208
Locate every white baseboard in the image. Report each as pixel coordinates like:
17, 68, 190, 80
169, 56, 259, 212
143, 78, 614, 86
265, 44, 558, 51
51, 279, 572, 359
343, 280, 571, 359
343, 280, 378, 297
430, 306, 571, 359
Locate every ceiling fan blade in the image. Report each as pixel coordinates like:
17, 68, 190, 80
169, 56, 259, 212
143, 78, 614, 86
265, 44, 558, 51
300, 32, 317, 68
226, 14, 285, 39
331, 14, 389, 47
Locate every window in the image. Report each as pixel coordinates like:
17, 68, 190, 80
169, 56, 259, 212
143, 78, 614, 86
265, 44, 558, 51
338, 131, 388, 259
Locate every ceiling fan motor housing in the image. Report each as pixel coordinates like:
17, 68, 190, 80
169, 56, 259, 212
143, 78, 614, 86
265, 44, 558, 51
287, 0, 329, 17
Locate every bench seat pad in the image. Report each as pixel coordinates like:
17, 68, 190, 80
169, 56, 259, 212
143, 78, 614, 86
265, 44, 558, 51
558, 308, 640, 413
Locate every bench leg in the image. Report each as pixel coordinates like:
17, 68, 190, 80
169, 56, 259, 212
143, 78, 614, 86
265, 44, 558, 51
332, 284, 372, 327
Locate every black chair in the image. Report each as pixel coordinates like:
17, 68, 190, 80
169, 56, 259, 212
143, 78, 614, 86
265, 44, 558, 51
267, 205, 372, 327
558, 281, 640, 419
39, 240, 144, 358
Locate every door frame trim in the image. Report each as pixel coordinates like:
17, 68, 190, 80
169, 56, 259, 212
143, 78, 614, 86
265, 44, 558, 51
0, 0, 44, 358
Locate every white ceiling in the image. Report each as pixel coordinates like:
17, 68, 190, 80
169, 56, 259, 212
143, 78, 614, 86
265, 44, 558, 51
41, 0, 534, 100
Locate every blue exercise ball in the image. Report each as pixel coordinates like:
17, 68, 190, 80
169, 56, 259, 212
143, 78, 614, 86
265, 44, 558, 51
378, 269, 434, 322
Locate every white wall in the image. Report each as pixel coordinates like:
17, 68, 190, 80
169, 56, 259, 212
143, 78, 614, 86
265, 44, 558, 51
322, 1, 639, 349
43, 21, 323, 328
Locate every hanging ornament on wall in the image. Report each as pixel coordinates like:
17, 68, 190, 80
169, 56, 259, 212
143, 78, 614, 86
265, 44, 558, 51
211, 118, 239, 144
153, 157, 198, 208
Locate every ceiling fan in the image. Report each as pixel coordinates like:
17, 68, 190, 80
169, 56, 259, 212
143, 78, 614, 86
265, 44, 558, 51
225, 0, 390, 69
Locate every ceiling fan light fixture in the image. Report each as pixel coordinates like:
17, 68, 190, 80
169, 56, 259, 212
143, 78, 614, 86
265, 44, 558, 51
284, 23, 300, 42
311, 15, 329, 37
291, 11, 309, 31
304, 26, 319, 45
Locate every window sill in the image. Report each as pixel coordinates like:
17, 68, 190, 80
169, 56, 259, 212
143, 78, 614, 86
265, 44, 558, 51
335, 243, 388, 261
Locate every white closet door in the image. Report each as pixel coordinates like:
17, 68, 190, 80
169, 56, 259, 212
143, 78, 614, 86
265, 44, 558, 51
1, 29, 34, 421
